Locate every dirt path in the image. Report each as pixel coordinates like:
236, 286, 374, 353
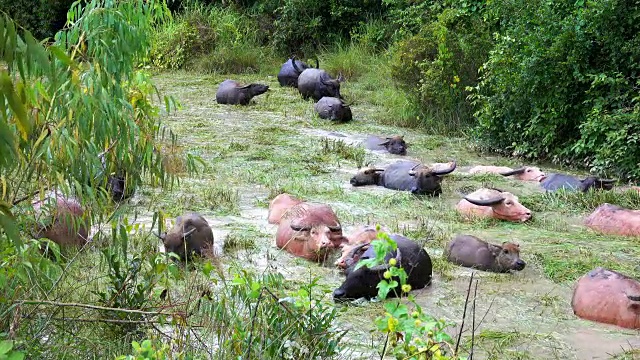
139, 70, 640, 359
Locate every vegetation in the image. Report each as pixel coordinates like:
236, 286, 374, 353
1, 0, 639, 359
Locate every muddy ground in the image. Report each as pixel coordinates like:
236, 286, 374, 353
127, 70, 640, 359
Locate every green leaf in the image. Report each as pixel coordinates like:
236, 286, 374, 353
0, 340, 13, 355
0, 73, 31, 140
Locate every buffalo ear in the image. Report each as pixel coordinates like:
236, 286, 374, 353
337, 73, 345, 82
378, 141, 390, 147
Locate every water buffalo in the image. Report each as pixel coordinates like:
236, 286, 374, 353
468, 165, 546, 182
456, 188, 532, 222
314, 97, 352, 122
267, 193, 304, 225
156, 213, 214, 261
277, 56, 316, 87
333, 234, 432, 301
349, 160, 457, 196
584, 203, 640, 237
105, 173, 135, 202
296, 66, 345, 101
32, 191, 89, 248
364, 135, 408, 155
334, 225, 391, 270
445, 234, 526, 273
275, 201, 347, 262
571, 267, 640, 329
540, 173, 615, 192
215, 80, 269, 105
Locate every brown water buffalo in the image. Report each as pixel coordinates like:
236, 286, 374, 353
267, 193, 304, 224
32, 191, 89, 247
314, 96, 352, 122
571, 267, 640, 329
445, 234, 526, 273
456, 188, 532, 222
275, 201, 347, 262
277, 56, 316, 87
334, 225, 391, 270
215, 80, 269, 105
468, 165, 546, 182
364, 135, 408, 155
350, 160, 457, 196
296, 67, 345, 101
584, 203, 640, 237
156, 213, 214, 261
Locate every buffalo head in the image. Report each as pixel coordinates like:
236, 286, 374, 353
350, 167, 384, 186
460, 188, 532, 222
580, 176, 615, 192
496, 242, 526, 271
408, 161, 457, 196
499, 166, 546, 182
379, 136, 408, 155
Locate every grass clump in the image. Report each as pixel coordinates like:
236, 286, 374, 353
522, 188, 640, 214
201, 185, 240, 215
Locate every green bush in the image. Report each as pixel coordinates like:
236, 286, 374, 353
389, 4, 492, 134
0, 0, 75, 40
473, 0, 640, 180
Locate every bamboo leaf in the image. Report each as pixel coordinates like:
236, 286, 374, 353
0, 72, 32, 140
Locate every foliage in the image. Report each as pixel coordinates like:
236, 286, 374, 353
0, 0, 195, 356
115, 339, 173, 360
0, 338, 25, 360
359, 230, 460, 359
0, 0, 75, 40
472, 0, 640, 180
198, 268, 347, 359
148, 1, 270, 72
389, 1, 492, 134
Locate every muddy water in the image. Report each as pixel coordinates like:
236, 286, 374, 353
141, 73, 640, 359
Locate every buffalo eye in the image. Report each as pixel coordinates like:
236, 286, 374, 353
504, 200, 513, 206
503, 249, 509, 254
526, 169, 532, 172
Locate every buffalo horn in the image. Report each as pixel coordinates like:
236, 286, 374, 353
346, 243, 370, 259
315, 58, 319, 69
463, 194, 505, 206
153, 232, 164, 240
291, 56, 302, 73
627, 294, 640, 301
433, 161, 457, 175
408, 163, 422, 176
328, 225, 342, 232
499, 167, 527, 176
290, 224, 311, 232
182, 227, 196, 238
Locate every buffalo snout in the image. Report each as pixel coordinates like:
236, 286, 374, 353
333, 289, 347, 301
514, 259, 526, 270
350, 177, 358, 185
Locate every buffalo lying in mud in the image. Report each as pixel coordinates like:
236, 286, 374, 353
456, 188, 532, 222
468, 165, 546, 182
270, 194, 347, 262
32, 191, 90, 248
156, 213, 215, 261
267, 193, 304, 225
540, 173, 615, 192
333, 234, 432, 302
584, 203, 640, 237
277, 56, 317, 87
314, 97, 352, 122
572, 267, 640, 329
364, 135, 408, 155
296, 66, 345, 101
350, 160, 457, 196
215, 80, 269, 105
334, 225, 391, 271
445, 234, 526, 273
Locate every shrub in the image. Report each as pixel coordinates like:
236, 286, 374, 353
0, 0, 75, 40
389, 4, 492, 134
472, 0, 640, 180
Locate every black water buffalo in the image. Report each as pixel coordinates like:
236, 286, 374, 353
277, 56, 317, 87
155, 213, 215, 261
314, 97, 352, 122
215, 80, 269, 105
333, 234, 432, 301
296, 66, 345, 101
540, 173, 615, 192
350, 160, 456, 196
364, 135, 408, 155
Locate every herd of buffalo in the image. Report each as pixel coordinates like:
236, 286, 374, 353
32, 56, 640, 332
